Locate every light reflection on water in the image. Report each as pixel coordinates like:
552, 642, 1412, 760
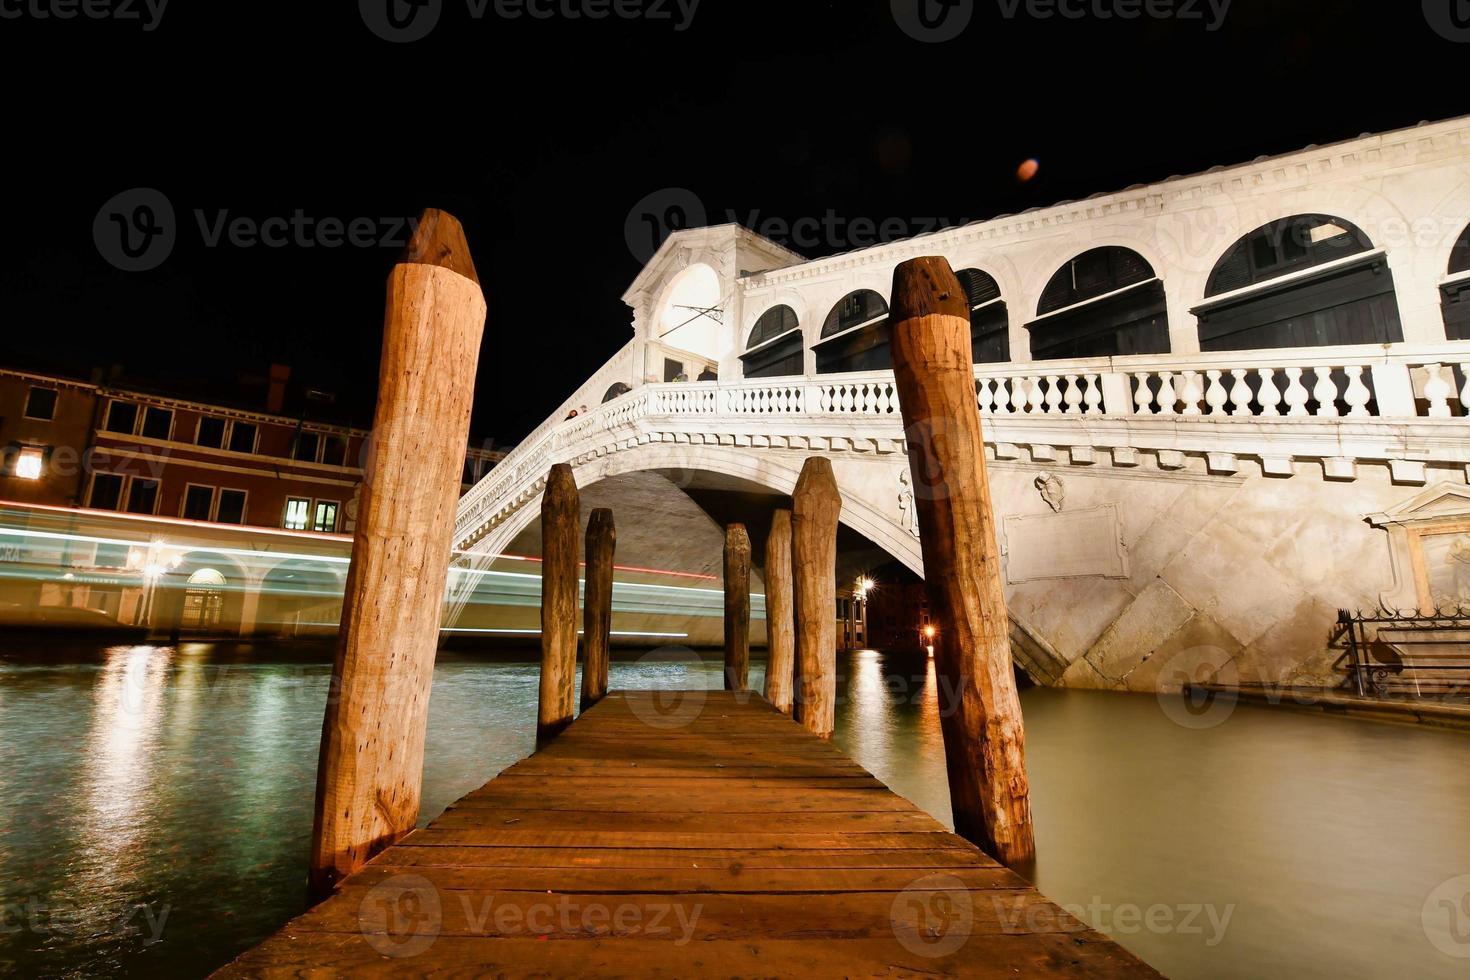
1, 642, 1467, 978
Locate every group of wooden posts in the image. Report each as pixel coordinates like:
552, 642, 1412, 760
533, 453, 845, 745
304, 210, 1036, 906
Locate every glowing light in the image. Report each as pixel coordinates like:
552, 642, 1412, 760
923, 624, 936, 640
1017, 158, 1040, 182
14, 449, 43, 480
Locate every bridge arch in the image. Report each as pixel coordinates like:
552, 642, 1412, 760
816, 289, 891, 375
742, 304, 804, 379
1028, 246, 1170, 359
459, 442, 922, 584
1445, 223, 1470, 341
955, 267, 1009, 363
1195, 213, 1403, 351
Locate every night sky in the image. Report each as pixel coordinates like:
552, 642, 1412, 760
1, 0, 1464, 446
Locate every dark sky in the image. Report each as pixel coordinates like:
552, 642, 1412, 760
1, 0, 1464, 446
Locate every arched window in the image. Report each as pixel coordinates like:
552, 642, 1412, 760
1196, 214, 1402, 350
1029, 247, 1169, 359
1444, 223, 1470, 341
741, 305, 803, 379
816, 290, 890, 374
602, 383, 631, 403
955, 268, 1009, 363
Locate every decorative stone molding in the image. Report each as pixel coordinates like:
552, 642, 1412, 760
1367, 483, 1470, 613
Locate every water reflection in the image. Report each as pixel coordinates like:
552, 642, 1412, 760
0, 644, 1467, 979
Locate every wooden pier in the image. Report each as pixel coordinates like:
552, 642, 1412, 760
219, 691, 1158, 977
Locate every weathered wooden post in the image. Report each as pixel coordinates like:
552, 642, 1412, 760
309, 209, 486, 901
889, 255, 1036, 870
539, 463, 580, 744
762, 508, 795, 714
723, 523, 751, 692
792, 458, 840, 738
581, 508, 615, 711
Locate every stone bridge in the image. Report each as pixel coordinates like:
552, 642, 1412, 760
451, 117, 1470, 693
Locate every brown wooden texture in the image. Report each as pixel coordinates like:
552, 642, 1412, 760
308, 209, 486, 902
723, 523, 751, 692
792, 457, 840, 738
889, 255, 1037, 871
220, 692, 1159, 979
763, 508, 796, 714
581, 508, 615, 711
538, 464, 580, 745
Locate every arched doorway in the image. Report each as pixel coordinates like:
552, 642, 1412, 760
602, 383, 632, 403
1195, 214, 1403, 350
181, 568, 227, 630
742, 305, 804, 379
1029, 247, 1169, 359
955, 268, 1009, 363
815, 290, 890, 374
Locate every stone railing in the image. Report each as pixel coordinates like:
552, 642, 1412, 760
455, 342, 1470, 549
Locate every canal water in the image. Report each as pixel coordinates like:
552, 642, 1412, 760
1, 642, 1467, 978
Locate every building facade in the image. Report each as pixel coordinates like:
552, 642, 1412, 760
0, 366, 505, 535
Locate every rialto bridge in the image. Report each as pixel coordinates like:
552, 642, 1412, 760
450, 116, 1470, 694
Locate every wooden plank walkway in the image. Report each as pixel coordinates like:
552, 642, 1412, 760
218, 691, 1161, 977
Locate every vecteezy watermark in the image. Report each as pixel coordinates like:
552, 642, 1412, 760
890, 874, 975, 957
890, 0, 974, 43
0, 0, 168, 31
94, 188, 423, 271
625, 187, 968, 263
358, 874, 703, 958
1154, 645, 1240, 730
994, 894, 1235, 946
625, 646, 710, 730
1423, 874, 1470, 959
891, 0, 1230, 42
0, 897, 170, 945
359, 0, 700, 43
1423, 0, 1470, 42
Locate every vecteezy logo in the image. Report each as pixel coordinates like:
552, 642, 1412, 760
93, 188, 176, 272
624, 187, 706, 264
1424, 874, 1470, 959
1155, 645, 1239, 731
890, 874, 974, 957
1424, 0, 1470, 41
357, 874, 443, 958
360, 0, 443, 42
891, 0, 974, 42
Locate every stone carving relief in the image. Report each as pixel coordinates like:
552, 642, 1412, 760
1003, 504, 1128, 584
897, 469, 919, 537
1035, 472, 1065, 513
1367, 482, 1470, 613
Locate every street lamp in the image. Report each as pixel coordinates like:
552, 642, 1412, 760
126, 541, 184, 627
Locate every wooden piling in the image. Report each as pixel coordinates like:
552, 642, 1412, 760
723, 523, 751, 692
308, 209, 487, 902
762, 508, 795, 714
889, 255, 1036, 870
538, 464, 580, 745
792, 458, 840, 738
581, 508, 615, 711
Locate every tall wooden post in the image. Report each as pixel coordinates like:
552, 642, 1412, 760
792, 458, 840, 738
539, 464, 580, 744
581, 508, 615, 711
889, 255, 1036, 870
723, 524, 751, 692
762, 509, 795, 714
309, 209, 486, 901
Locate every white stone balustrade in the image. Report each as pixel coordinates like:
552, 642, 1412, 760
455, 342, 1470, 549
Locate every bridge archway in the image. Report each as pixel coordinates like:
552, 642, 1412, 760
1195, 213, 1403, 350
742, 304, 803, 379
816, 290, 891, 375
1029, 246, 1170, 359
956, 268, 1009, 363
1444, 223, 1470, 341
